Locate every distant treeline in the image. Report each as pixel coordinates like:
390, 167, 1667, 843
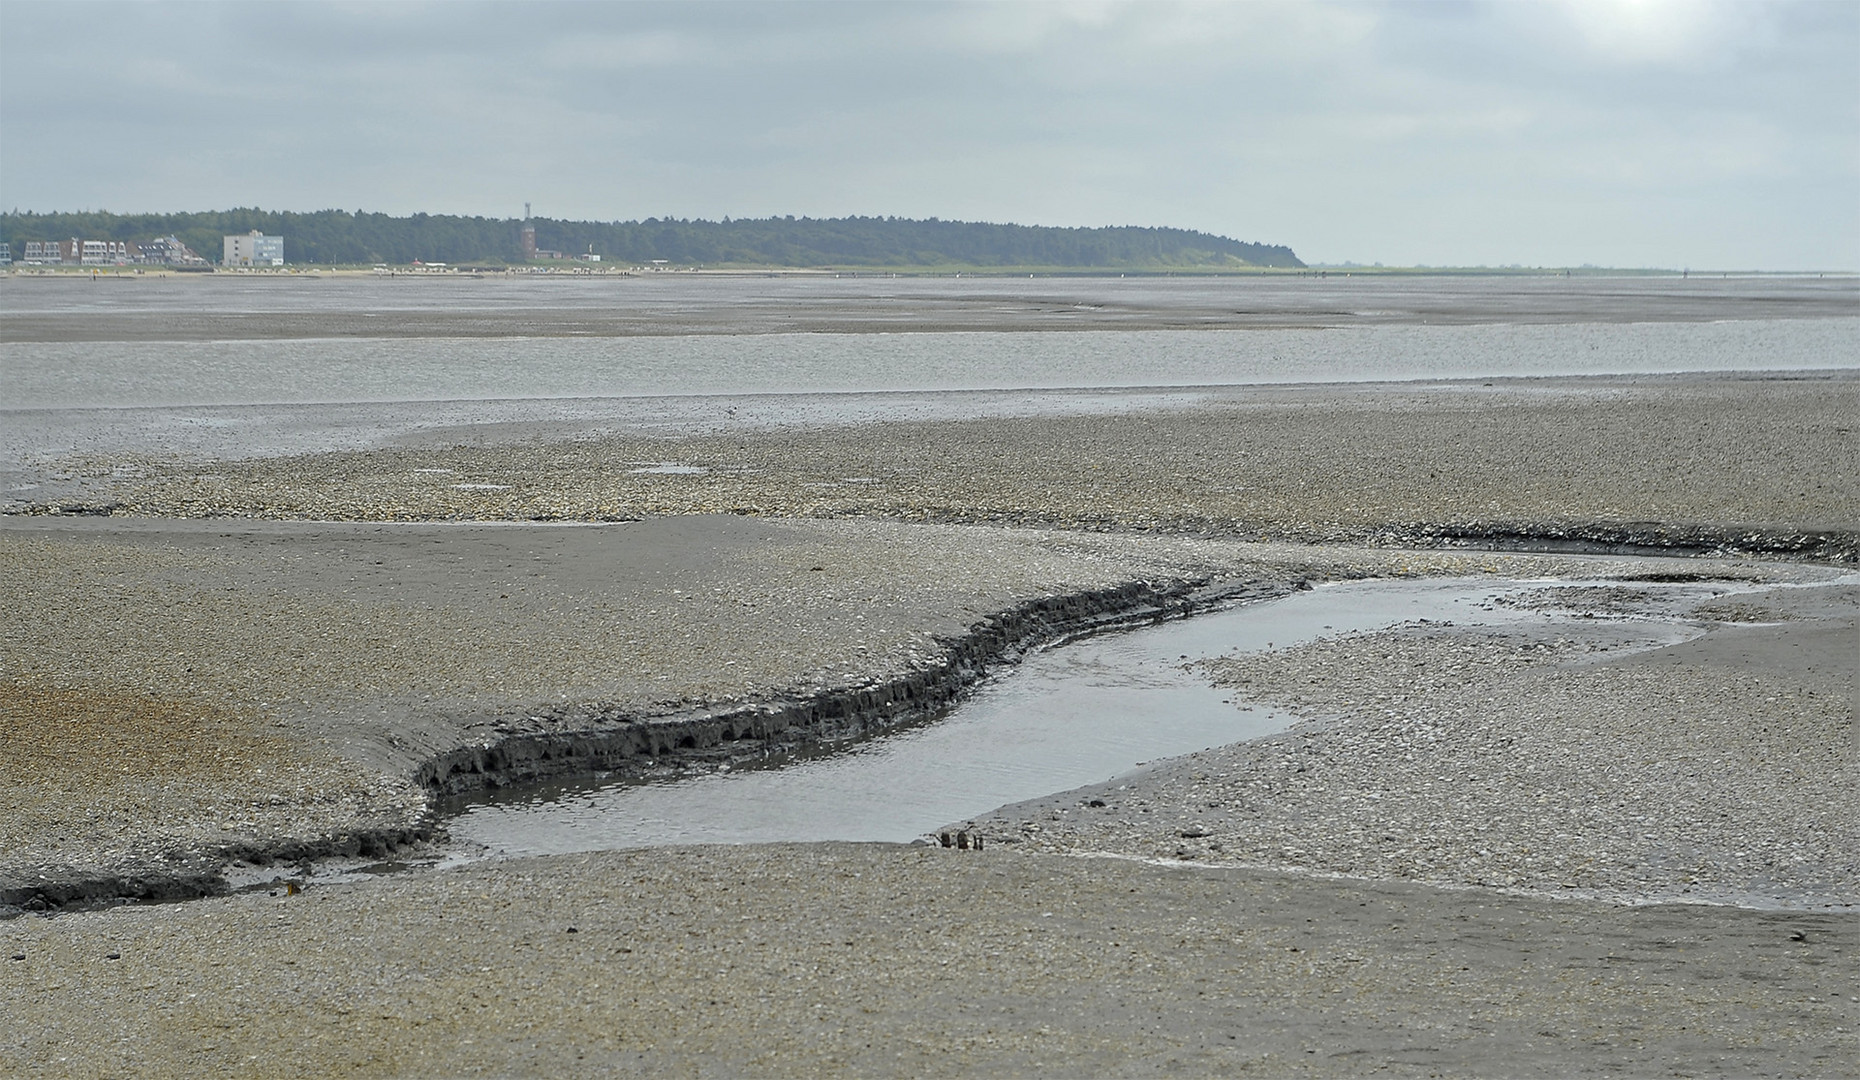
1, 209, 1303, 270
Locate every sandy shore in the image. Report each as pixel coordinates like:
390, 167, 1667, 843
3, 368, 1857, 1076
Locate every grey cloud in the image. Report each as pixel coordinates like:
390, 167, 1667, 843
2, 0, 1853, 269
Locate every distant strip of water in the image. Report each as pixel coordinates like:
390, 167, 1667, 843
5, 319, 1853, 410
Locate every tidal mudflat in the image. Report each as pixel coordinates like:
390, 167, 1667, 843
3, 274, 1856, 1076
4, 523, 1853, 1076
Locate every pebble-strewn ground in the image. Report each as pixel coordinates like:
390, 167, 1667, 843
963, 579, 1858, 910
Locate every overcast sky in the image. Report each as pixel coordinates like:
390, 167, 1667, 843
3, 1, 1854, 269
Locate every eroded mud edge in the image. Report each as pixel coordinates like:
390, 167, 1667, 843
414, 576, 1299, 796
1, 575, 1298, 913
1378, 522, 1859, 564
794, 513, 1858, 566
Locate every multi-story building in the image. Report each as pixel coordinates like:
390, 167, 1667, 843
21, 240, 69, 264
223, 230, 284, 267
137, 236, 207, 265
80, 239, 133, 265
12, 236, 207, 267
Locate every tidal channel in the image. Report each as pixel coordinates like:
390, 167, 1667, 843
442, 576, 1708, 857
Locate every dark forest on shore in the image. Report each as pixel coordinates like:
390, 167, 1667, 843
0, 209, 1303, 270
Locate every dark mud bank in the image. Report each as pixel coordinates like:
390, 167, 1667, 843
417, 576, 1300, 797
879, 512, 1860, 566
0, 824, 434, 915
1376, 522, 1860, 564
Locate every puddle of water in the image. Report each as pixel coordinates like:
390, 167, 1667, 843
446, 577, 1659, 856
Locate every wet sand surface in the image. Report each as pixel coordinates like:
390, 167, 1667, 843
3, 286, 1857, 1077
5, 272, 1854, 341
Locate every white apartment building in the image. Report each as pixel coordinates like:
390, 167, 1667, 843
223, 230, 284, 266
14, 236, 206, 266
18, 238, 125, 265
80, 239, 133, 265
